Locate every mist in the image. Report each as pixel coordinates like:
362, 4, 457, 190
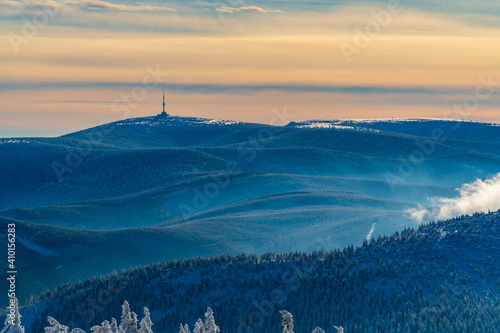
407, 173, 500, 222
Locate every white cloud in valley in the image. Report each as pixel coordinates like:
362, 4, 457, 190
407, 173, 500, 222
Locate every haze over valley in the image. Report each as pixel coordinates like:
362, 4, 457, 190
1, 116, 499, 305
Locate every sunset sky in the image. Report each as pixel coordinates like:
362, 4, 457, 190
1, 0, 500, 136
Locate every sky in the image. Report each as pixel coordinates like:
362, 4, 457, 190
1, 0, 500, 137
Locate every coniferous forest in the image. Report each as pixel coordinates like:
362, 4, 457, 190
5, 211, 499, 333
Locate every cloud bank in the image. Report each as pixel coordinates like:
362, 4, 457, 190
0, 0, 176, 11
216, 6, 282, 14
407, 173, 500, 222
65, 0, 175, 11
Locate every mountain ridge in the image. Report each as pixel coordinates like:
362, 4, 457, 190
14, 210, 500, 333
1, 116, 500, 308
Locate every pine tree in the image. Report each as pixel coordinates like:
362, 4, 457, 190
333, 326, 344, 333
138, 308, 153, 333
193, 319, 205, 333
203, 308, 219, 333
120, 301, 138, 333
103, 321, 112, 333
129, 313, 138, 333
110, 319, 119, 333
179, 324, 190, 333
279, 311, 294, 333
312, 327, 325, 333
120, 302, 132, 333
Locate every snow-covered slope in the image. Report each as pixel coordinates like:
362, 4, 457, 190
17, 211, 500, 333
62, 116, 269, 148
1, 116, 500, 307
114, 116, 242, 128
287, 118, 500, 143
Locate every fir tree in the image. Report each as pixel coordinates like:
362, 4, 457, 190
179, 324, 190, 333
193, 319, 205, 333
130, 313, 138, 333
279, 311, 294, 333
312, 327, 325, 333
138, 308, 153, 333
120, 301, 138, 333
110, 319, 119, 333
120, 302, 132, 333
203, 308, 219, 333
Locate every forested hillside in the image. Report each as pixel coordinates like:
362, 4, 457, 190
17, 211, 500, 333
1, 117, 500, 305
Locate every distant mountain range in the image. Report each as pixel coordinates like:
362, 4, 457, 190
19, 211, 500, 333
1, 116, 499, 305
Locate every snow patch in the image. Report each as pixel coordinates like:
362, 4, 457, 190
437, 227, 448, 239
114, 117, 241, 127
289, 118, 500, 128
292, 121, 380, 132
0, 139, 31, 144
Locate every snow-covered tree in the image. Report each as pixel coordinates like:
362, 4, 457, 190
129, 313, 138, 333
138, 308, 153, 333
44, 317, 68, 333
102, 321, 112, 333
120, 302, 132, 332
110, 319, 119, 333
91, 321, 113, 333
311, 327, 325, 333
70, 329, 86, 333
193, 319, 205, 333
120, 301, 138, 333
203, 308, 219, 333
333, 326, 344, 333
279, 311, 294, 333
1, 297, 24, 333
179, 324, 190, 333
